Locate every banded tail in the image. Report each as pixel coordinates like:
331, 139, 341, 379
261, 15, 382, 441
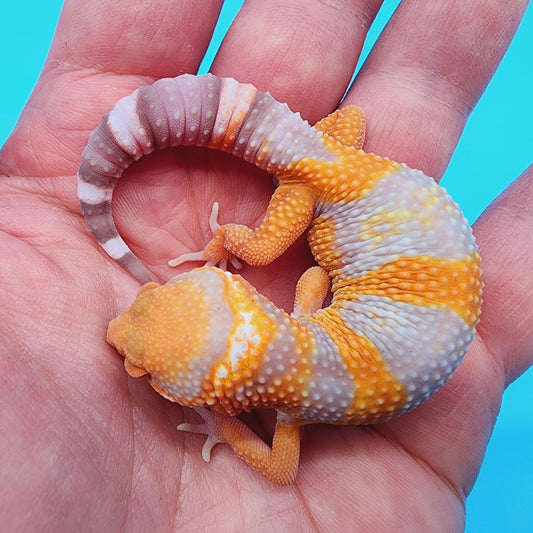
77, 73, 335, 282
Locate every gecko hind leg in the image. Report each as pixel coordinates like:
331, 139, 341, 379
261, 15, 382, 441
170, 183, 315, 271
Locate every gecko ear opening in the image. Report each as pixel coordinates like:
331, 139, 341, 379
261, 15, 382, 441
124, 358, 148, 378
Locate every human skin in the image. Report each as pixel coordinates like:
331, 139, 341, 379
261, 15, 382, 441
0, 0, 531, 531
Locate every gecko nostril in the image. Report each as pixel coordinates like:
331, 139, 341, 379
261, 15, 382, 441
106, 316, 126, 352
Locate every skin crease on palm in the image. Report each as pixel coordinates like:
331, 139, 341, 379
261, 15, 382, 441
0, 0, 531, 530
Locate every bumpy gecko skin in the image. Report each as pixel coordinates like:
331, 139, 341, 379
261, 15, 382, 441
79, 74, 482, 485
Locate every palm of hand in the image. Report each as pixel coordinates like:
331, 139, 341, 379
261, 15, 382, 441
1, 1, 532, 531
0, 172, 476, 530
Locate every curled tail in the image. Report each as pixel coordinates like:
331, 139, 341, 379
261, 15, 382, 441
77, 74, 335, 282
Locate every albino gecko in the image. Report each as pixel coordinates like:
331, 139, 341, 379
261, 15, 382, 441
78, 73, 482, 485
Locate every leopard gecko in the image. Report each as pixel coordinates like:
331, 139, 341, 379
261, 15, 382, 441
78, 73, 482, 485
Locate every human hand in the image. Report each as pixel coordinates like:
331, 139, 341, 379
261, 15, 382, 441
1, 0, 531, 530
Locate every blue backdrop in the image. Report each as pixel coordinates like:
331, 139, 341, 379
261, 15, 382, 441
1, 1, 531, 530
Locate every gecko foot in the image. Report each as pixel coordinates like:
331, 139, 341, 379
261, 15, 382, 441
177, 407, 224, 462
168, 202, 243, 270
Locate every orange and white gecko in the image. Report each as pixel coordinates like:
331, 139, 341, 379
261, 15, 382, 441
78, 73, 482, 485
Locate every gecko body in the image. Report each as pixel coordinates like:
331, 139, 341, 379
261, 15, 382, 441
79, 73, 482, 485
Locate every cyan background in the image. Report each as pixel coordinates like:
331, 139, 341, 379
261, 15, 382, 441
1, 1, 531, 530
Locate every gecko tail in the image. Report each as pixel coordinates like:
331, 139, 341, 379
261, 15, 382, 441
79, 197, 152, 283
77, 74, 336, 282
78, 171, 152, 283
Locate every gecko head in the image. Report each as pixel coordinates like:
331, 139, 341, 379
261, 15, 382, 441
106, 267, 253, 403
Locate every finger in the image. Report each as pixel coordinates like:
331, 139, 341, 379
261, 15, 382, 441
1, 0, 224, 178
345, 0, 529, 177
211, 0, 384, 121
50, 0, 223, 77
474, 164, 533, 384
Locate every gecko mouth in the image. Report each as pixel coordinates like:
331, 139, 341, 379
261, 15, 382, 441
107, 317, 149, 378
123, 358, 148, 378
